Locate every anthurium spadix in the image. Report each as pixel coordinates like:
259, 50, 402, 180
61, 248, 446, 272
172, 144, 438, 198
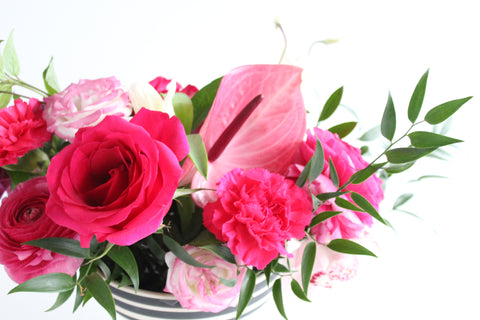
187, 64, 306, 207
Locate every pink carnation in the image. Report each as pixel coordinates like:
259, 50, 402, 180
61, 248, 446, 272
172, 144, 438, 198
203, 168, 313, 269
165, 246, 245, 312
287, 128, 384, 242
0, 177, 83, 283
43, 77, 132, 141
0, 98, 51, 166
149, 76, 198, 98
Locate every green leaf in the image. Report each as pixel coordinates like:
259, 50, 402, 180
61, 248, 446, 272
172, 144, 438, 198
172, 92, 194, 134
348, 163, 386, 185
393, 193, 414, 210
384, 162, 415, 174
191, 77, 222, 131
327, 239, 377, 257
328, 121, 357, 138
381, 93, 396, 141
107, 246, 139, 292
385, 147, 436, 163
408, 69, 429, 123
328, 157, 339, 188
163, 234, 213, 269
359, 125, 380, 141
408, 131, 463, 148
351, 192, 387, 225
46, 287, 75, 311
73, 285, 84, 312
301, 242, 316, 295
97, 260, 112, 282
3, 31, 20, 77
42, 57, 61, 95
273, 278, 288, 320
0, 83, 13, 108
84, 273, 116, 320
318, 86, 343, 122
315, 190, 349, 202
424, 96, 472, 124
24, 237, 89, 258
290, 279, 311, 302
9, 273, 75, 294
187, 134, 208, 179
0, 51, 5, 79
334, 197, 364, 212
236, 268, 256, 320
310, 211, 342, 228
296, 138, 324, 188
201, 244, 236, 264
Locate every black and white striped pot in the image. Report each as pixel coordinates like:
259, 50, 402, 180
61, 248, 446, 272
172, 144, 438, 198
109, 274, 272, 320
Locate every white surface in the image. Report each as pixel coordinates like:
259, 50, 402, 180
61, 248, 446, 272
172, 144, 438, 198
1, 1, 479, 319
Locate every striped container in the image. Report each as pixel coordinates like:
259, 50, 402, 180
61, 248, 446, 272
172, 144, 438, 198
110, 274, 272, 320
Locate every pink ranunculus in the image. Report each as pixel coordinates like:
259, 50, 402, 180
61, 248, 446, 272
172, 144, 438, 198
46, 108, 189, 247
149, 76, 198, 98
165, 245, 246, 313
291, 240, 358, 288
287, 128, 384, 243
0, 98, 51, 166
43, 77, 132, 141
203, 168, 313, 270
0, 177, 83, 284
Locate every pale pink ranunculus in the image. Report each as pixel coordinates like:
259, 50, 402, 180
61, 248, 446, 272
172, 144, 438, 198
165, 245, 246, 313
287, 128, 384, 243
291, 240, 358, 288
203, 168, 313, 270
0, 98, 51, 166
46, 108, 189, 247
43, 77, 132, 141
0, 177, 83, 284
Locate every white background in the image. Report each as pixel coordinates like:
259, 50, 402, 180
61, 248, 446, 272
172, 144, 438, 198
1, 0, 479, 319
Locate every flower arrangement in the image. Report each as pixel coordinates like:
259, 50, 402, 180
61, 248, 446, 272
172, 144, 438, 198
0, 30, 472, 320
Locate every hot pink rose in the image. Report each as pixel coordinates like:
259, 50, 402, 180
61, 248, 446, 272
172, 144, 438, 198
203, 168, 313, 270
287, 128, 384, 242
43, 77, 132, 141
165, 246, 246, 312
0, 177, 83, 284
0, 98, 51, 166
46, 108, 189, 247
149, 76, 198, 98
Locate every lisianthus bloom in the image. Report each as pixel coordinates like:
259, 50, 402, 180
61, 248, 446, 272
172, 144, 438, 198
203, 168, 313, 270
46, 108, 189, 247
149, 76, 198, 98
0, 98, 51, 166
43, 76, 132, 141
165, 246, 246, 312
287, 128, 384, 242
0, 177, 83, 283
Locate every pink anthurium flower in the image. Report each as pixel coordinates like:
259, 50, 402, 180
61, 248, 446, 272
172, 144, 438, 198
187, 64, 306, 207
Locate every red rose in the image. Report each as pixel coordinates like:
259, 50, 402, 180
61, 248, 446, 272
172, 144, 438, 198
46, 109, 189, 247
203, 168, 313, 269
0, 177, 82, 283
0, 98, 51, 166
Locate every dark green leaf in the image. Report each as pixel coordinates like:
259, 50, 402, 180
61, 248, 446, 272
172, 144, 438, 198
46, 287, 74, 311
351, 192, 387, 225
272, 263, 290, 273
107, 246, 139, 292
201, 244, 236, 264
4, 169, 35, 188
384, 162, 415, 174
408, 131, 462, 148
318, 86, 343, 122
296, 138, 324, 188
0, 83, 13, 108
220, 277, 237, 287
42, 57, 61, 95
359, 125, 380, 141
315, 191, 349, 202
290, 279, 311, 302
273, 278, 288, 320
187, 134, 208, 179
163, 234, 213, 269
301, 242, 316, 295
236, 268, 256, 320
328, 157, 339, 188
328, 121, 357, 138
24, 238, 89, 258
327, 239, 377, 257
296, 161, 311, 188
360, 145, 369, 155
424, 96, 472, 124
381, 93, 396, 141
145, 236, 166, 261
393, 193, 414, 210
310, 211, 342, 228
3, 31, 20, 77
408, 69, 429, 123
334, 197, 364, 212
9, 273, 75, 294
73, 285, 84, 312
191, 77, 222, 131
97, 260, 111, 282
84, 273, 116, 320
386, 147, 436, 163
348, 163, 386, 185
